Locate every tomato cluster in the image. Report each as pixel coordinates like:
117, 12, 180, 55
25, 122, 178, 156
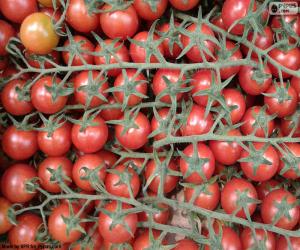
0, 0, 300, 250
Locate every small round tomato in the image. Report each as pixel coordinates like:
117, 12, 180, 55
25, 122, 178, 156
158, 22, 182, 59
209, 129, 242, 165
173, 239, 199, 250
49, 203, 86, 243
223, 88, 246, 124
38, 156, 73, 193
1, 164, 37, 203
8, 213, 42, 250
1, 79, 34, 116
256, 180, 280, 201
0, 0, 38, 23
98, 201, 137, 244
261, 189, 299, 230
241, 227, 276, 250
221, 178, 258, 218
100, 4, 139, 40
71, 115, 108, 153
268, 47, 300, 78
278, 143, 300, 180
180, 104, 213, 136
264, 82, 297, 118
240, 142, 279, 182
145, 157, 179, 194
66, 0, 98, 33
0, 197, 12, 234
276, 236, 300, 250
97, 150, 118, 168
37, 122, 72, 157
221, 0, 257, 35
180, 142, 215, 184
74, 70, 109, 108
133, 0, 168, 21
99, 96, 123, 121
115, 112, 151, 150
169, 0, 199, 11
241, 106, 275, 137
105, 164, 140, 198
94, 40, 130, 77
152, 68, 186, 103
31, 76, 68, 114
181, 23, 216, 62
238, 62, 272, 96
72, 154, 106, 191
0, 20, 15, 56
62, 35, 94, 66
241, 26, 273, 58
191, 69, 219, 107
216, 40, 242, 79
184, 182, 220, 211
133, 229, 166, 250
20, 12, 59, 55
113, 69, 147, 107
2, 126, 38, 160
130, 31, 165, 63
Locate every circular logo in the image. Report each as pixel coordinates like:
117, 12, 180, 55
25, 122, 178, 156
270, 4, 278, 14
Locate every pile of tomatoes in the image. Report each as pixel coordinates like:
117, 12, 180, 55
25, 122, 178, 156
0, 0, 300, 249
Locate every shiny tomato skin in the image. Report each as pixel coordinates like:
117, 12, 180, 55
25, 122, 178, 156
94, 40, 130, 77
169, 0, 199, 11
31, 76, 68, 114
0, 20, 15, 56
180, 142, 215, 184
20, 12, 59, 55
158, 22, 182, 59
71, 115, 108, 153
152, 68, 186, 103
105, 164, 140, 198
180, 104, 213, 136
184, 182, 220, 211
2, 126, 38, 160
100, 4, 139, 40
1, 79, 34, 116
221, 178, 258, 218
66, 0, 98, 33
240, 142, 279, 182
8, 213, 42, 250
37, 122, 72, 157
62, 35, 94, 66
238, 62, 272, 95
278, 143, 300, 180
223, 88, 246, 124
133, 229, 166, 250
209, 129, 242, 165
241, 26, 273, 58
97, 150, 118, 168
261, 189, 299, 230
49, 203, 86, 243
130, 31, 165, 63
72, 154, 106, 191
115, 112, 151, 150
264, 83, 297, 118
99, 96, 123, 121
240, 227, 276, 250
133, 0, 168, 21
241, 106, 275, 137
98, 201, 137, 244
0, 197, 12, 234
38, 156, 73, 193
217, 40, 242, 79
268, 47, 300, 78
145, 157, 179, 194
275, 236, 300, 250
1, 164, 37, 203
181, 23, 216, 62
221, 0, 257, 35
173, 239, 199, 250
291, 76, 300, 101
114, 69, 147, 106
211, 14, 225, 31
256, 180, 280, 201
74, 70, 109, 108
0, 0, 38, 23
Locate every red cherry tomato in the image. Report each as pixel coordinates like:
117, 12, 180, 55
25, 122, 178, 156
223, 88, 246, 124
169, 0, 199, 11
99, 96, 123, 121
0, 197, 13, 234
0, 20, 15, 56
256, 179, 280, 200
133, 0, 168, 21
240, 227, 276, 250
278, 143, 300, 180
